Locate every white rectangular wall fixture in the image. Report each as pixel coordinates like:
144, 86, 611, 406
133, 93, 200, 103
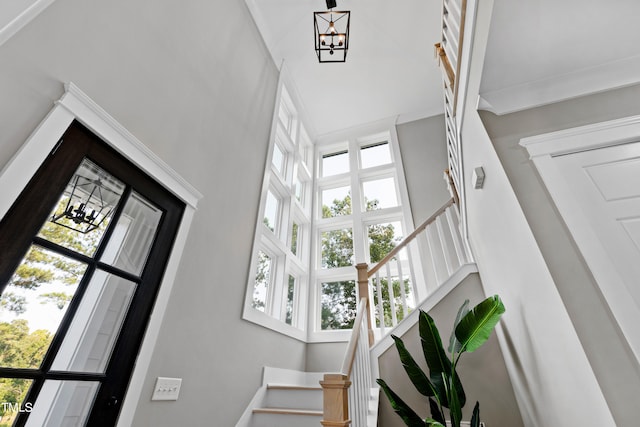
151, 377, 182, 401
472, 166, 485, 189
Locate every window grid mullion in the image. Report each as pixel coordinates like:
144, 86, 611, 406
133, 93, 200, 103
349, 138, 366, 266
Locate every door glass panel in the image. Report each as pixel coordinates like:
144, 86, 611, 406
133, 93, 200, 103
100, 192, 162, 277
0, 378, 33, 424
37, 158, 125, 257
25, 380, 99, 427
51, 271, 136, 373
0, 246, 88, 369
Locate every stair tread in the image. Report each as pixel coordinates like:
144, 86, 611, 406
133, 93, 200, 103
266, 383, 322, 391
253, 407, 323, 416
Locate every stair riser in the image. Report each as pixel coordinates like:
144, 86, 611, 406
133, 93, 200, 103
251, 413, 322, 427
263, 389, 322, 411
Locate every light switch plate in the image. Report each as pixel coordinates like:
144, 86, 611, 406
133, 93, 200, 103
151, 377, 182, 401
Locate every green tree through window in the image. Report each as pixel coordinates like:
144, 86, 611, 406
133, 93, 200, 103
0, 200, 105, 418
320, 194, 412, 329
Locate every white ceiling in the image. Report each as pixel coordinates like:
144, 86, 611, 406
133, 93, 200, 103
246, 0, 640, 136
480, 0, 640, 114
245, 0, 445, 137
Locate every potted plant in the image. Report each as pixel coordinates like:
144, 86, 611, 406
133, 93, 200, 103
377, 295, 505, 427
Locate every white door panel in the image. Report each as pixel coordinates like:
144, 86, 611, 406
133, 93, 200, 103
555, 141, 640, 310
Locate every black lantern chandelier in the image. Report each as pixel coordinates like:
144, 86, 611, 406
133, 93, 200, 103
51, 160, 124, 234
314, 0, 350, 63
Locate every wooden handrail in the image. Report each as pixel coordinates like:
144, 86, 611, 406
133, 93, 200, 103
368, 197, 455, 278
340, 298, 368, 377
435, 42, 455, 89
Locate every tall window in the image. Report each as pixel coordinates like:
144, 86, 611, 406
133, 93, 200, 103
314, 131, 413, 333
244, 85, 312, 336
244, 86, 414, 340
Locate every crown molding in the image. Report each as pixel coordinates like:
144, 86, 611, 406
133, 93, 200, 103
0, 0, 55, 47
58, 82, 202, 208
479, 55, 640, 116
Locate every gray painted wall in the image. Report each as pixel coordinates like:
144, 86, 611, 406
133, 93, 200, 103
396, 115, 452, 224
458, 4, 616, 423
377, 273, 523, 427
0, 1, 307, 425
479, 83, 640, 427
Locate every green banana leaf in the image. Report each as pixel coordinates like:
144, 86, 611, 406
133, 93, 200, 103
419, 310, 466, 408
447, 373, 463, 427
448, 299, 470, 354
470, 401, 480, 427
455, 295, 505, 353
428, 397, 445, 425
377, 379, 425, 427
392, 334, 436, 397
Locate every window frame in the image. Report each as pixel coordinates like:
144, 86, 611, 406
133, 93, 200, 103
243, 76, 312, 341
308, 121, 416, 342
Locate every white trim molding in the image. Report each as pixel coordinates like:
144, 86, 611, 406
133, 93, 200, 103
0, 82, 202, 427
480, 55, 640, 116
520, 114, 640, 158
0, 0, 56, 47
520, 114, 640, 363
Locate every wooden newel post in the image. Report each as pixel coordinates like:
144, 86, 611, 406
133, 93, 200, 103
356, 263, 374, 346
320, 373, 352, 426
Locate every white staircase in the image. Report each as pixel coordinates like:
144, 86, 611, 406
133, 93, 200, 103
236, 367, 324, 427
252, 384, 323, 427
237, 367, 379, 427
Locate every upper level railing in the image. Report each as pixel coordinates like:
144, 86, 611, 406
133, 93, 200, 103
435, 0, 468, 212
435, 0, 467, 117
359, 197, 471, 339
